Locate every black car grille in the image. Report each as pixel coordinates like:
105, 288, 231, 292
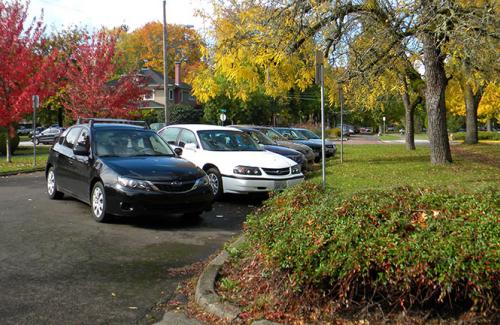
154, 180, 196, 192
262, 167, 290, 176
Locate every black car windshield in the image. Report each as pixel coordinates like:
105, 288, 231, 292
276, 128, 308, 140
94, 129, 174, 157
198, 130, 263, 151
296, 129, 320, 139
258, 128, 287, 141
247, 130, 275, 145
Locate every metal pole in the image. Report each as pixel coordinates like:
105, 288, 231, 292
32, 95, 39, 168
162, 0, 169, 125
339, 83, 344, 164
320, 65, 326, 188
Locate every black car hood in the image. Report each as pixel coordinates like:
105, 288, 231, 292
293, 139, 322, 149
263, 145, 301, 157
100, 156, 205, 181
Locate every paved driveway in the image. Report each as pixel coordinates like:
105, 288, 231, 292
0, 172, 260, 324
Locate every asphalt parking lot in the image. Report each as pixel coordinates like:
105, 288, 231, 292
0, 172, 262, 324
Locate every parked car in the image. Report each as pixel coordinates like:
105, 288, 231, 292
237, 126, 316, 169
157, 124, 304, 198
231, 126, 307, 171
17, 126, 31, 135
29, 126, 45, 136
45, 118, 213, 222
291, 128, 336, 158
273, 127, 325, 162
32, 127, 64, 145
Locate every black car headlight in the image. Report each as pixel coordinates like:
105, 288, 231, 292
193, 175, 210, 188
233, 166, 262, 176
118, 176, 157, 191
291, 164, 301, 174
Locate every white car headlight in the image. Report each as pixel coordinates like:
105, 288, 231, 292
118, 176, 157, 191
233, 166, 262, 176
291, 164, 301, 174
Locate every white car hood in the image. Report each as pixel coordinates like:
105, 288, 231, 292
205, 150, 297, 175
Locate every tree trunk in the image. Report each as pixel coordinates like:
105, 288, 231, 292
401, 80, 416, 150
57, 106, 64, 127
6, 135, 11, 163
486, 118, 492, 131
464, 82, 478, 144
422, 33, 452, 164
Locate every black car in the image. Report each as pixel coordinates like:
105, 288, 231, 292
291, 128, 336, 158
273, 127, 324, 162
45, 118, 214, 222
231, 126, 307, 171
32, 127, 64, 145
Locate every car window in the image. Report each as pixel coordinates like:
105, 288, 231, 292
197, 130, 262, 151
177, 129, 197, 148
76, 128, 90, 150
63, 127, 82, 149
159, 127, 181, 145
94, 129, 174, 157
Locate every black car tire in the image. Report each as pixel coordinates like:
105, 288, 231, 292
46, 167, 64, 199
206, 167, 223, 199
184, 210, 203, 220
91, 182, 110, 223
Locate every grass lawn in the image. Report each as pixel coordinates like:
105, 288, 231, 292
0, 146, 49, 174
313, 143, 499, 197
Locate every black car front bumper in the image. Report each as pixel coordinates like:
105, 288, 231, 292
105, 184, 214, 217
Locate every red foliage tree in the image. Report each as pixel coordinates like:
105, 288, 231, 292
62, 31, 147, 119
0, 0, 63, 161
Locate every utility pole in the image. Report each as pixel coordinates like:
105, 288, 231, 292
316, 51, 326, 188
339, 83, 344, 164
32, 95, 39, 168
162, 0, 169, 125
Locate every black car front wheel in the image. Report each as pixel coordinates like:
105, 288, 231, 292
46, 167, 64, 199
91, 182, 110, 223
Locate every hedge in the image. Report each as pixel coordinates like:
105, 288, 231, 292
246, 182, 499, 311
452, 131, 500, 141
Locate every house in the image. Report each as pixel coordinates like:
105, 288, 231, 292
138, 62, 196, 110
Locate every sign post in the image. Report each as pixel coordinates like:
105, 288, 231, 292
32, 95, 39, 168
383, 116, 386, 135
339, 83, 344, 164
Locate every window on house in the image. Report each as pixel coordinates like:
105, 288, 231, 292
168, 89, 174, 100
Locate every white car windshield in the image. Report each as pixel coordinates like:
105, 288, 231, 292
198, 130, 263, 151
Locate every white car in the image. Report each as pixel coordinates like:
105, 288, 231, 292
158, 125, 304, 198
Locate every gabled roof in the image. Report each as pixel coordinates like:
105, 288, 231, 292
139, 68, 192, 90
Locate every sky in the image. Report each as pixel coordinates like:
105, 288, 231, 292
29, 0, 212, 33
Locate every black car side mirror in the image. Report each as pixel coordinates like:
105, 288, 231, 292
73, 143, 89, 156
174, 147, 183, 156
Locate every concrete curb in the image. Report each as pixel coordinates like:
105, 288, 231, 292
0, 168, 45, 177
194, 235, 281, 325
195, 235, 245, 322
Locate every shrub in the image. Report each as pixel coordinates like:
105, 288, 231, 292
452, 131, 500, 141
327, 128, 341, 138
0, 128, 20, 155
246, 182, 499, 311
170, 104, 202, 124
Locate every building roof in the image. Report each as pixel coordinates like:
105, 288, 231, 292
140, 100, 164, 109
139, 68, 192, 90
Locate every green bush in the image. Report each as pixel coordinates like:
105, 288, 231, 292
170, 104, 202, 124
246, 182, 499, 311
327, 128, 341, 138
452, 131, 500, 141
0, 128, 20, 155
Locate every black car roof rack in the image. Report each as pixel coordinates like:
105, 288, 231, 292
76, 118, 149, 129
